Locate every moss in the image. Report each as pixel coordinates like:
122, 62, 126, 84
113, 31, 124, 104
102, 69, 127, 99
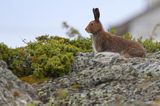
55, 89, 69, 99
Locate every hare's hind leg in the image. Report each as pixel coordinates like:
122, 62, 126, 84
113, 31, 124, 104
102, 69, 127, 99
124, 47, 145, 58
120, 49, 131, 58
121, 52, 131, 58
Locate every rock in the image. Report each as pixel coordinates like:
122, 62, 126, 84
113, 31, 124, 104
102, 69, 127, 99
35, 52, 160, 106
0, 60, 37, 106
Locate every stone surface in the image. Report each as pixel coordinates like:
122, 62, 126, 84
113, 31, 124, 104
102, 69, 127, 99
2, 51, 160, 106
35, 52, 160, 106
0, 60, 37, 106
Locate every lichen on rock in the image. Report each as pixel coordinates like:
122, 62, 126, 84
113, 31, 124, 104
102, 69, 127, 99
2, 51, 160, 106
35, 52, 160, 106
0, 60, 37, 106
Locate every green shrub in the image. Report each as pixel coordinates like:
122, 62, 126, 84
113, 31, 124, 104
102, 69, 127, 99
142, 39, 160, 52
0, 35, 92, 80
123, 33, 133, 40
123, 33, 160, 53
0, 43, 11, 62
108, 27, 117, 34
1, 34, 160, 83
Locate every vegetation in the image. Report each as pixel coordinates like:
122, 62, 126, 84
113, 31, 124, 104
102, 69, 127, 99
108, 26, 160, 53
123, 33, 160, 53
1, 30, 160, 84
62, 21, 83, 39
0, 35, 92, 84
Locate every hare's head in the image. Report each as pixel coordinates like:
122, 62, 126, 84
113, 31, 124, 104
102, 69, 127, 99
85, 8, 103, 34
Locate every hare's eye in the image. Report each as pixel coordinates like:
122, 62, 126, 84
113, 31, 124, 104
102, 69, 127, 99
90, 23, 93, 26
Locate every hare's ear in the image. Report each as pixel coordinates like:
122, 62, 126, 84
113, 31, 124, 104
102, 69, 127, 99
93, 8, 100, 22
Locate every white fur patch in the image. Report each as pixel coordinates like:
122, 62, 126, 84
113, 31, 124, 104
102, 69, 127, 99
92, 35, 97, 53
92, 42, 97, 53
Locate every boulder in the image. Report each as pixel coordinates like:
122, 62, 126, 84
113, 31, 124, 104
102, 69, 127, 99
35, 52, 160, 106
0, 60, 37, 106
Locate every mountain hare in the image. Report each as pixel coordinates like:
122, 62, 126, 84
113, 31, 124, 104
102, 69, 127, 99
85, 8, 146, 58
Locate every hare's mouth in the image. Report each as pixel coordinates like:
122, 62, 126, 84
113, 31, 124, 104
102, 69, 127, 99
85, 27, 90, 33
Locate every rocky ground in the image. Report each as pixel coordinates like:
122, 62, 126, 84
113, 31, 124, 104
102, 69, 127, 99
0, 60, 37, 106
34, 52, 160, 106
1, 52, 160, 106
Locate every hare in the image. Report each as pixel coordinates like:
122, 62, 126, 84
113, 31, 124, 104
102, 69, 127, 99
85, 8, 146, 58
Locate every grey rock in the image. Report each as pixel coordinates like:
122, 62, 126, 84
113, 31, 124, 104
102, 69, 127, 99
0, 60, 37, 106
34, 52, 160, 106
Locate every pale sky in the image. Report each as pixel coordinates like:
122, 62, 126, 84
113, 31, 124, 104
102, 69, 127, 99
0, 0, 147, 48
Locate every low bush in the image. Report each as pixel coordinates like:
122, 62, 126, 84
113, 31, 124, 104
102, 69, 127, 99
123, 33, 160, 53
0, 35, 92, 80
0, 34, 160, 83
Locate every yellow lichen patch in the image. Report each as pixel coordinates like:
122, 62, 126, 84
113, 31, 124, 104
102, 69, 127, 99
55, 89, 68, 99
148, 101, 160, 106
26, 101, 41, 106
70, 83, 81, 90
137, 77, 159, 90
137, 80, 153, 90
150, 98, 160, 105
13, 90, 20, 97
20, 75, 48, 84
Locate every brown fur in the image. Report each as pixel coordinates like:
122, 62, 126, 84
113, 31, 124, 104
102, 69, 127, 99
85, 8, 146, 58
